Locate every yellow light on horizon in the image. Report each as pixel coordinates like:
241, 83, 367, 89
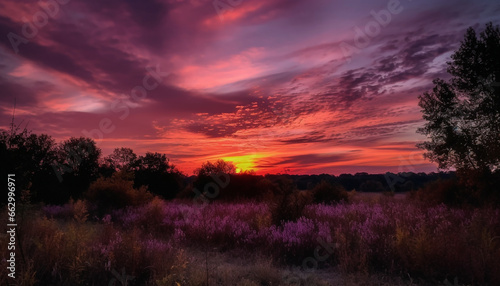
222, 155, 257, 173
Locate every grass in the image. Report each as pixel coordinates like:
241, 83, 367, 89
1, 192, 499, 285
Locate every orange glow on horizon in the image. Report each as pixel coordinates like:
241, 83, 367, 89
222, 154, 259, 173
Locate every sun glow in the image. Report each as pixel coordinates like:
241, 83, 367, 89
222, 155, 257, 173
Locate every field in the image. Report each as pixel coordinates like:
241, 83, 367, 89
2, 192, 499, 286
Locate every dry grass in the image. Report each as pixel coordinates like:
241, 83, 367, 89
349, 191, 408, 203
2, 196, 498, 285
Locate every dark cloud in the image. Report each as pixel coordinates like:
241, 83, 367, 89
147, 85, 257, 116
0, 78, 42, 109
312, 68, 383, 110
274, 152, 358, 168
279, 131, 337, 145
349, 119, 421, 137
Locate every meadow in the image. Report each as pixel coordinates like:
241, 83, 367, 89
2, 191, 499, 286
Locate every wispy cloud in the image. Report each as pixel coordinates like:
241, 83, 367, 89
0, 0, 498, 174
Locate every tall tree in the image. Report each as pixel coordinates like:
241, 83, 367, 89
133, 152, 183, 199
105, 147, 138, 171
195, 159, 236, 177
54, 137, 101, 200
0, 127, 59, 202
417, 22, 500, 174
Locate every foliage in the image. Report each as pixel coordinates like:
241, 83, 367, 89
7, 197, 500, 285
105, 147, 138, 172
194, 159, 236, 177
133, 152, 183, 200
270, 177, 311, 225
85, 171, 153, 214
411, 172, 500, 206
358, 180, 386, 192
312, 180, 349, 204
417, 22, 500, 173
0, 126, 66, 203
55, 137, 102, 200
409, 179, 465, 206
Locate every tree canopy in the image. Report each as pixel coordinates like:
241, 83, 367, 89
417, 22, 500, 173
195, 159, 236, 177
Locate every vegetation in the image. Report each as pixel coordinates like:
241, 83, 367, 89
1, 23, 500, 285
311, 180, 348, 204
2, 197, 499, 285
85, 171, 154, 214
417, 22, 500, 203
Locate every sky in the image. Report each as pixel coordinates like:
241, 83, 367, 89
0, 0, 499, 175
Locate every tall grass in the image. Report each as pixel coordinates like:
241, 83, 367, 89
2, 197, 499, 285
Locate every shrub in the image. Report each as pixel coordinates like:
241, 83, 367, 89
42, 199, 89, 222
359, 180, 386, 192
312, 180, 348, 204
85, 171, 153, 214
269, 178, 309, 225
219, 174, 272, 202
410, 178, 472, 206
382, 190, 395, 197
72, 199, 89, 223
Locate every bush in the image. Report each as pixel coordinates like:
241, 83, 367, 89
221, 174, 272, 202
85, 171, 153, 214
312, 180, 348, 204
359, 180, 386, 192
270, 178, 311, 225
410, 178, 475, 206
42, 199, 89, 222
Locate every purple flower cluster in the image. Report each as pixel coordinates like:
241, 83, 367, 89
37, 198, 500, 283
107, 200, 500, 257
42, 204, 74, 219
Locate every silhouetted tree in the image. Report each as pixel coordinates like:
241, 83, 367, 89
54, 137, 101, 200
0, 127, 59, 202
417, 22, 500, 202
98, 157, 116, 178
194, 159, 236, 176
217, 174, 263, 201
418, 23, 500, 173
191, 159, 235, 200
269, 176, 308, 225
106, 147, 138, 171
133, 152, 183, 199
359, 180, 386, 192
312, 180, 348, 204
99, 147, 138, 178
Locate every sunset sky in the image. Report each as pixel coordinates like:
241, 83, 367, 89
1, 0, 499, 175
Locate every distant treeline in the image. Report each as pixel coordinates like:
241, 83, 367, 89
268, 172, 455, 192
1, 126, 458, 207
185, 171, 456, 195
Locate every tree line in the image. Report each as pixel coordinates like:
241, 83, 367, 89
0, 124, 458, 206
